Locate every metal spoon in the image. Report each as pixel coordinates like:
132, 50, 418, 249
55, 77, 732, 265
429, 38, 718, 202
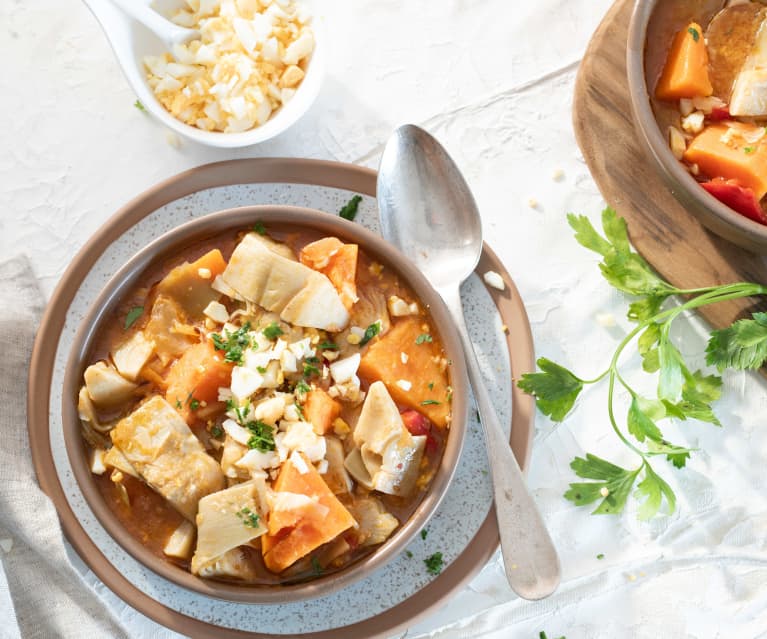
377, 124, 561, 600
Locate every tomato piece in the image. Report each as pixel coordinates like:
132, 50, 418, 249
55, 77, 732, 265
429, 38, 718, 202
708, 105, 730, 122
701, 178, 767, 225
400, 410, 438, 453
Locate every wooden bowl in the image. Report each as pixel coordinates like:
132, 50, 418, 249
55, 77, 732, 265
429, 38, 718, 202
61, 205, 469, 603
627, 0, 767, 253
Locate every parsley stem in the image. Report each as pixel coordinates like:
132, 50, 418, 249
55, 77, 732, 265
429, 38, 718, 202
580, 370, 611, 385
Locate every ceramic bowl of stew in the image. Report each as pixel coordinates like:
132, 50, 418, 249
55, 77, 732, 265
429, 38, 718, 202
62, 205, 468, 603
628, 0, 767, 253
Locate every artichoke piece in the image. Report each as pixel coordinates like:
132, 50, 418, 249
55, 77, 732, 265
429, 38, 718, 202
77, 386, 112, 447
164, 520, 196, 559
191, 479, 268, 575
222, 233, 349, 331
83, 361, 137, 408
103, 446, 139, 478
110, 396, 225, 520
348, 497, 399, 548
351, 381, 426, 497
112, 331, 155, 381
323, 436, 352, 495
194, 546, 259, 581
144, 295, 196, 366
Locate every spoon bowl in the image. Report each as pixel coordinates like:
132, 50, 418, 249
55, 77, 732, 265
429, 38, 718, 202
377, 124, 561, 601
378, 125, 482, 288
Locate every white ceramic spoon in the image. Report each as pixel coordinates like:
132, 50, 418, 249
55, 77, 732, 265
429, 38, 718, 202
109, 0, 200, 50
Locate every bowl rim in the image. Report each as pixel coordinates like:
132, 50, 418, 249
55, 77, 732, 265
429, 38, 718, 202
82, 0, 325, 148
62, 204, 469, 604
626, 0, 767, 250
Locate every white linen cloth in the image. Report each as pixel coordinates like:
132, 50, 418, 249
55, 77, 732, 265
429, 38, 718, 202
0, 256, 126, 639
3, 0, 767, 637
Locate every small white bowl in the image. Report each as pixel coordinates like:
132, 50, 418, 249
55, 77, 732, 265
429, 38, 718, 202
83, 0, 324, 148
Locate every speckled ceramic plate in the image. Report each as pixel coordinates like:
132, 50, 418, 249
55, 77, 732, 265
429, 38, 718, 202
27, 158, 535, 639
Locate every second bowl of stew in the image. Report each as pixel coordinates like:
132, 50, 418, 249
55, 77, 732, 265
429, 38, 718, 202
63, 205, 469, 603
629, 0, 767, 252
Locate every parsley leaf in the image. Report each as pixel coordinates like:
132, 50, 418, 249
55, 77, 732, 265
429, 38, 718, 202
635, 464, 676, 520
517, 358, 583, 422
262, 321, 284, 340
627, 396, 663, 442
706, 312, 767, 371
311, 556, 323, 575
253, 221, 267, 235
421, 399, 441, 406
319, 340, 339, 350
339, 194, 362, 221
124, 306, 144, 330
245, 420, 275, 452
565, 454, 641, 515
415, 333, 433, 345
211, 322, 252, 364
236, 507, 260, 528
359, 320, 382, 346
133, 99, 146, 111
420, 529, 428, 540
687, 26, 700, 41
568, 208, 673, 298
646, 439, 693, 469
423, 552, 444, 575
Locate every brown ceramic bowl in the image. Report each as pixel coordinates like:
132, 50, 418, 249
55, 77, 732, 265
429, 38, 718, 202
62, 205, 469, 603
627, 0, 767, 253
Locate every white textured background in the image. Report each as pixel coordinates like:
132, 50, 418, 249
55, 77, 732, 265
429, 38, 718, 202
3, 0, 767, 637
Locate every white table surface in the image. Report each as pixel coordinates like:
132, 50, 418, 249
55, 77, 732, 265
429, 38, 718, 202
3, 1, 767, 637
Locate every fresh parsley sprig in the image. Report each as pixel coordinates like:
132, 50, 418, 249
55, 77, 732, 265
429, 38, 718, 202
518, 207, 767, 520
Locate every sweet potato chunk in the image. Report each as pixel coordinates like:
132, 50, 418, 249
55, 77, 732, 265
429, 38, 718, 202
684, 123, 767, 198
155, 249, 227, 318
358, 317, 451, 427
300, 237, 358, 310
655, 22, 713, 100
303, 388, 342, 434
262, 453, 356, 573
165, 341, 233, 423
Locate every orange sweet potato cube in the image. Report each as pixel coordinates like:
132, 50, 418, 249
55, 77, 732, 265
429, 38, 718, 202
358, 317, 451, 427
165, 341, 233, 423
262, 454, 356, 573
303, 389, 342, 434
655, 22, 713, 100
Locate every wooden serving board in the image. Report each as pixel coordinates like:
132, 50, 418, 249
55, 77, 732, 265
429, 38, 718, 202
573, 0, 767, 331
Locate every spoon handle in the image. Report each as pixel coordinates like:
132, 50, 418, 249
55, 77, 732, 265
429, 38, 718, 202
440, 285, 561, 600
109, 0, 198, 46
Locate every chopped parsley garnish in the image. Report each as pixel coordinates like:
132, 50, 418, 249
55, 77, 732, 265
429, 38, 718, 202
295, 379, 311, 394
421, 399, 441, 406
124, 306, 144, 330
256, 366, 267, 374
427, 382, 434, 390
262, 321, 284, 340
596, 553, 605, 560
245, 420, 275, 452
359, 321, 382, 347
423, 552, 444, 575
415, 333, 433, 345
539, 633, 566, 639
303, 362, 320, 378
294, 402, 305, 419
210, 425, 223, 438
745, 146, 756, 155
311, 556, 324, 575
420, 529, 428, 540
211, 322, 252, 364
133, 99, 146, 111
175, 400, 183, 409
404, 550, 413, 558
687, 26, 699, 42
225, 398, 236, 411
253, 221, 267, 235
236, 507, 260, 529
189, 398, 200, 410
338, 194, 362, 221
319, 340, 339, 350
305, 355, 320, 364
